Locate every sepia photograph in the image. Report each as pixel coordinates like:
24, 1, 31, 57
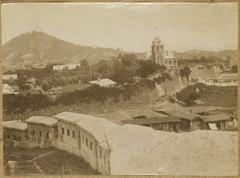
1, 2, 239, 176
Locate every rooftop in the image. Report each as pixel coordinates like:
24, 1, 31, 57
201, 114, 231, 122
120, 108, 167, 119
121, 116, 181, 125
107, 126, 238, 175
158, 109, 201, 121
54, 112, 120, 149
3, 120, 27, 131
54, 112, 85, 123
89, 78, 117, 87
164, 51, 176, 59
26, 116, 57, 126
92, 112, 132, 125
51, 111, 238, 175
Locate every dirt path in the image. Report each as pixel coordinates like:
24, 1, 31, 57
31, 151, 56, 161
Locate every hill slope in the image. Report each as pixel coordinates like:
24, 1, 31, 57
175, 50, 238, 64
2, 31, 121, 70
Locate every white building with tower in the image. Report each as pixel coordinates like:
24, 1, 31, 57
151, 37, 178, 70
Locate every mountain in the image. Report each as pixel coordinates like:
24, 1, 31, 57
2, 31, 122, 71
174, 50, 238, 64
3, 31, 238, 71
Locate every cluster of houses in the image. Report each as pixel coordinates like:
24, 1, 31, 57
198, 73, 238, 87
52, 63, 81, 71
3, 74, 19, 94
190, 65, 238, 87
3, 106, 237, 175
2, 71, 118, 97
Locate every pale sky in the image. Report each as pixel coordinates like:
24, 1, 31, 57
1, 2, 238, 52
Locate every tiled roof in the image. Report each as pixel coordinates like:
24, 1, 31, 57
201, 114, 231, 122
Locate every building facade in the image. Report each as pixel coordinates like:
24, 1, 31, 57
3, 74, 18, 81
53, 112, 117, 175
26, 116, 58, 147
3, 120, 28, 147
151, 37, 178, 70
151, 37, 164, 65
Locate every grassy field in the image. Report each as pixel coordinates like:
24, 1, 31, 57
4, 147, 98, 176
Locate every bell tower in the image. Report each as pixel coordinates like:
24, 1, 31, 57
151, 37, 164, 65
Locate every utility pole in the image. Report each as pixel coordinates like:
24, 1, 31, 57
190, 108, 192, 131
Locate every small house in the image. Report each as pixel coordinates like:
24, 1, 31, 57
121, 116, 181, 132
120, 108, 181, 131
3, 84, 19, 95
53, 64, 66, 71
200, 114, 232, 130
164, 51, 178, 70
89, 78, 117, 88
154, 107, 203, 131
26, 116, 58, 147
3, 74, 18, 81
3, 120, 28, 146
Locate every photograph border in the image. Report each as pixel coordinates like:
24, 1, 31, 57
0, 0, 239, 178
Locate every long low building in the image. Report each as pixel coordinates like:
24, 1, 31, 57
120, 108, 182, 131
121, 116, 182, 131
3, 112, 238, 176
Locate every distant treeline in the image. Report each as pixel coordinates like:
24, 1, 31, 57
178, 55, 231, 65
3, 79, 155, 115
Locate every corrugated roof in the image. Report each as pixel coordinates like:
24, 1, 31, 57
121, 108, 168, 119
201, 114, 231, 122
161, 110, 201, 121
26, 116, 57, 126
3, 120, 27, 131
121, 116, 181, 125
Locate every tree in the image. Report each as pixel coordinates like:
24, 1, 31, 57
15, 79, 31, 91
81, 59, 90, 72
183, 66, 191, 82
95, 59, 111, 77
137, 60, 158, 78
231, 65, 238, 73
153, 72, 172, 94
185, 91, 200, 106
111, 59, 135, 84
